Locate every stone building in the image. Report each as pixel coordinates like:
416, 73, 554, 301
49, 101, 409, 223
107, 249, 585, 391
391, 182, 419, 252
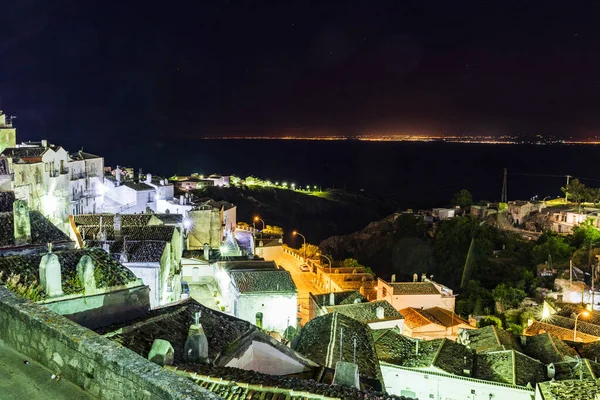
323, 299, 405, 331
72, 213, 184, 308
1, 140, 105, 231
188, 198, 237, 249
0, 111, 16, 154
399, 306, 473, 340
309, 290, 367, 321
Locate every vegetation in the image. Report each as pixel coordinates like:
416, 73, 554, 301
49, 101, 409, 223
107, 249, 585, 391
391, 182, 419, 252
0, 272, 45, 301
451, 189, 473, 209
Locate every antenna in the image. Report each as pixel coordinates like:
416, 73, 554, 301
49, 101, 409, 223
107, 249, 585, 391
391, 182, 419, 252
353, 336, 357, 364
501, 168, 508, 203
339, 327, 343, 361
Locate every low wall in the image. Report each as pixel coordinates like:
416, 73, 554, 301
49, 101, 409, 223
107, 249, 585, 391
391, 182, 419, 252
0, 285, 220, 400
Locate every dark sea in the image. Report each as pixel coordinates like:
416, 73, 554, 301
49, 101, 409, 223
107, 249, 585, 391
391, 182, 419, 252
98, 140, 600, 208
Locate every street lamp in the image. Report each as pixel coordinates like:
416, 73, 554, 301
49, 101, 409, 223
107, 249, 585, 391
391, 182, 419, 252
574, 310, 590, 341
317, 253, 333, 272
254, 216, 265, 231
292, 230, 306, 261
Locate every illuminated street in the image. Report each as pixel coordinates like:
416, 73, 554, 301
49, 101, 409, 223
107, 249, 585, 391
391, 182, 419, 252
268, 251, 324, 325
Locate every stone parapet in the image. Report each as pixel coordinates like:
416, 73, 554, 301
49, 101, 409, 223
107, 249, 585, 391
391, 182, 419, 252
0, 285, 220, 399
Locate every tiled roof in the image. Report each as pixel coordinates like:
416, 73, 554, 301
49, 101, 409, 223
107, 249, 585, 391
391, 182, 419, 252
312, 291, 366, 307
413, 307, 470, 328
80, 225, 176, 242
546, 315, 600, 338
98, 299, 256, 363
74, 213, 158, 227
326, 300, 402, 324
123, 240, 168, 263
576, 341, 600, 362
399, 307, 439, 329
154, 214, 183, 225
295, 313, 382, 382
557, 304, 600, 326
0, 157, 9, 175
525, 321, 599, 342
69, 151, 101, 160
122, 181, 154, 191
373, 330, 474, 376
217, 260, 277, 272
230, 270, 296, 293
460, 325, 522, 353
0, 248, 138, 295
387, 282, 441, 295
1, 147, 48, 159
474, 350, 546, 387
537, 379, 600, 400
0, 211, 71, 248
551, 359, 600, 381
171, 364, 411, 400
522, 333, 578, 364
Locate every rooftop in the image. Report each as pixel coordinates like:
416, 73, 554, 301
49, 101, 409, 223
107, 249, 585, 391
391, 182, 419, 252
525, 321, 600, 342
325, 300, 402, 324
0, 248, 139, 297
217, 260, 277, 272
384, 281, 441, 295
459, 325, 523, 353
311, 290, 367, 307
537, 379, 600, 400
522, 333, 578, 364
0, 210, 71, 249
294, 312, 383, 383
474, 350, 546, 387
230, 270, 297, 293
122, 181, 154, 191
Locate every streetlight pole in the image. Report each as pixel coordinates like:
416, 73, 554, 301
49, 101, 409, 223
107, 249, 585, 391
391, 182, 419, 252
254, 216, 265, 233
293, 231, 306, 261
318, 253, 333, 292
574, 310, 590, 341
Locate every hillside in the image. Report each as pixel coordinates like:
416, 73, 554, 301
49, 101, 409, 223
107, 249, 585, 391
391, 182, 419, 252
190, 186, 400, 244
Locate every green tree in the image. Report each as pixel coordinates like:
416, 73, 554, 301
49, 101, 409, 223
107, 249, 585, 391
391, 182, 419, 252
531, 234, 574, 266
572, 220, 600, 248
562, 178, 586, 208
492, 283, 527, 311
391, 237, 433, 278
451, 189, 473, 209
478, 316, 503, 329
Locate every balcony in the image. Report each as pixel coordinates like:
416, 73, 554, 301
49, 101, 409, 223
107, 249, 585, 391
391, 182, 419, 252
70, 172, 88, 180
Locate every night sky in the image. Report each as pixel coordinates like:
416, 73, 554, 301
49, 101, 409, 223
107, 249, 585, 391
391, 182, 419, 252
1, 1, 600, 145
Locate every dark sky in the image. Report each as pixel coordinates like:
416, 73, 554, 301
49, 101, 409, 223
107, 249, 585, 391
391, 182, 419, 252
2, 1, 600, 145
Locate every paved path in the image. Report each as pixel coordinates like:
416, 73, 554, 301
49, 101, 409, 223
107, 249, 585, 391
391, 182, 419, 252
269, 251, 324, 325
0, 342, 96, 400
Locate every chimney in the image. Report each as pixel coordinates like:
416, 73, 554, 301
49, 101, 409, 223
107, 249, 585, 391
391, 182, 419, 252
329, 292, 335, 306
391, 274, 396, 283
116, 166, 121, 186
203, 243, 210, 260
547, 363, 556, 380
146, 173, 152, 184
180, 195, 184, 205
376, 306, 385, 320
76, 255, 97, 294
415, 340, 419, 355
148, 339, 175, 367
41, 139, 48, 148
39, 252, 63, 297
138, 168, 143, 182
184, 315, 209, 364
114, 213, 122, 240
13, 200, 31, 245
413, 273, 418, 282
332, 361, 360, 389
421, 273, 427, 282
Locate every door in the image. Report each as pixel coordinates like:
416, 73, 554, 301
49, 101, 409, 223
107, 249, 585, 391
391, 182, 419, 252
192, 267, 200, 282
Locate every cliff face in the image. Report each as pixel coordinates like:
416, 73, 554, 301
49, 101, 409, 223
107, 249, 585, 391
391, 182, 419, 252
191, 186, 399, 244
319, 213, 434, 279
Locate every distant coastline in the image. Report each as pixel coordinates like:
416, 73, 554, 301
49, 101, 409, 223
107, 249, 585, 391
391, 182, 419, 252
199, 135, 600, 145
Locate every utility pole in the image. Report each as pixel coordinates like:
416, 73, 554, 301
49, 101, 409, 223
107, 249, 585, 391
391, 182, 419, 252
570, 259, 573, 284
501, 168, 508, 203
565, 175, 572, 202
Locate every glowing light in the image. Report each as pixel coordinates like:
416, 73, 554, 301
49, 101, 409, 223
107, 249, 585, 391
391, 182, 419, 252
254, 216, 260, 222
43, 194, 57, 215
183, 218, 192, 230
220, 245, 228, 255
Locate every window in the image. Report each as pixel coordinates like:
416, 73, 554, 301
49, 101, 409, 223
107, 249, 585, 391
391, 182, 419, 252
382, 287, 387, 297
255, 312, 263, 329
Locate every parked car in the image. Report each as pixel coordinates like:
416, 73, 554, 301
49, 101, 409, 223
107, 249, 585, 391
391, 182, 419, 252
181, 281, 190, 299
300, 265, 310, 272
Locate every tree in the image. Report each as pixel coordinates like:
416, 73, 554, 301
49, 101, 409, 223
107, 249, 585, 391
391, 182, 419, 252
301, 244, 321, 259
391, 237, 433, 279
478, 316, 503, 329
531, 234, 574, 266
451, 189, 473, 209
492, 283, 527, 311
562, 178, 586, 208
587, 188, 600, 205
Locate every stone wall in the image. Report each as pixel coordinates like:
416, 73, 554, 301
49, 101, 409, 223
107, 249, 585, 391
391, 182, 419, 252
0, 285, 220, 400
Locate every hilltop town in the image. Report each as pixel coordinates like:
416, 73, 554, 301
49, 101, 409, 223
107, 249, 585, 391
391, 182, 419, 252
2, 112, 600, 400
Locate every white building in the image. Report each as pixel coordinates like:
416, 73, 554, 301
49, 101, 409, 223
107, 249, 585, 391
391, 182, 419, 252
432, 208, 455, 220
377, 278, 456, 312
